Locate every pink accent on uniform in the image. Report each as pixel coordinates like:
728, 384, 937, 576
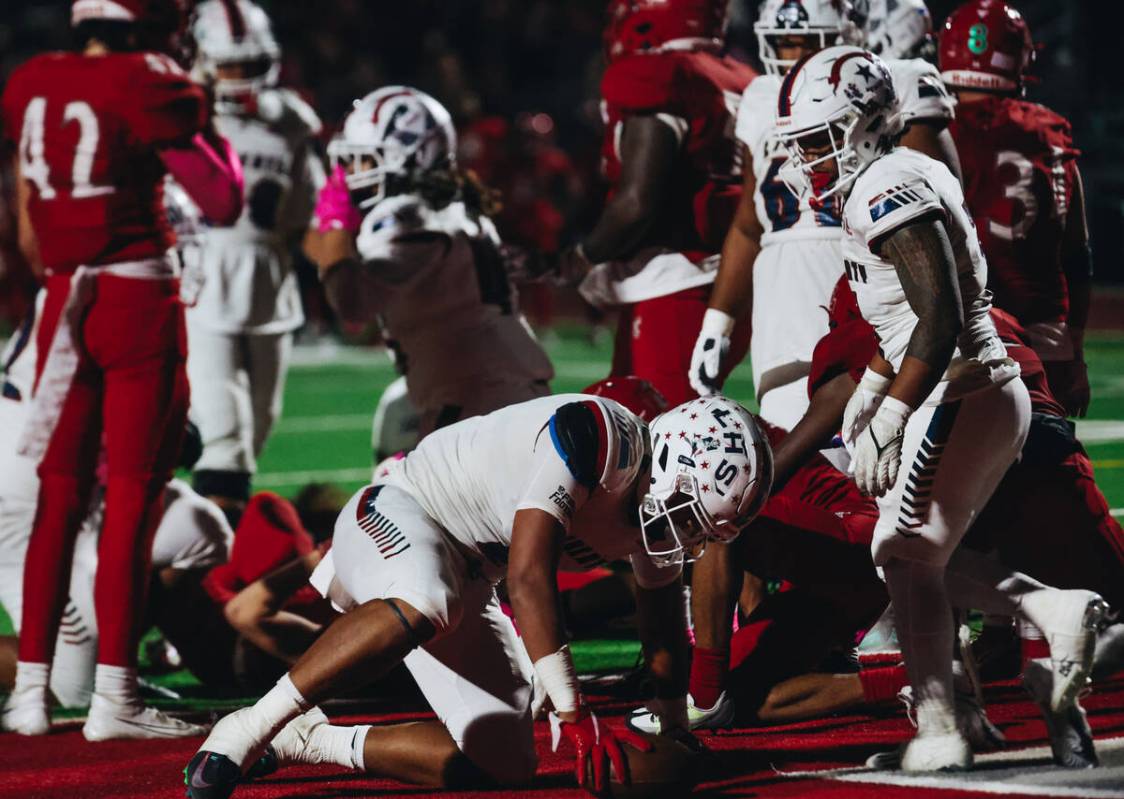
159, 132, 244, 226
315, 167, 362, 234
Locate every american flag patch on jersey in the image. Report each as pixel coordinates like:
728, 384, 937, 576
355, 486, 411, 559
868, 183, 927, 223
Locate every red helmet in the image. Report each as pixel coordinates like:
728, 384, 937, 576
938, 0, 1035, 93
583, 376, 669, 422
72, 0, 187, 50
603, 0, 726, 63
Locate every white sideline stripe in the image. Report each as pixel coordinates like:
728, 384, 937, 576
780, 736, 1124, 798
255, 467, 372, 487
276, 413, 371, 433
1076, 420, 1124, 445
1112, 508, 1124, 518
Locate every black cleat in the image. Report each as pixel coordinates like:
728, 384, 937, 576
243, 745, 279, 781
184, 750, 242, 799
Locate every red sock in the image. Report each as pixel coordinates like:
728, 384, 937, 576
859, 664, 909, 703
689, 646, 729, 709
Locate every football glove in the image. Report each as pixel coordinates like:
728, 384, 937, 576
550, 708, 653, 793
689, 309, 735, 397
852, 396, 912, 497
314, 166, 361, 234
843, 367, 893, 447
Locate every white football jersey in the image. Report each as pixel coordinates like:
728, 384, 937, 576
380, 394, 677, 588
353, 194, 553, 407
737, 59, 955, 244
841, 148, 1016, 402
185, 90, 325, 334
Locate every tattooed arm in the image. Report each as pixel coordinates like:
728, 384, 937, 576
874, 214, 965, 409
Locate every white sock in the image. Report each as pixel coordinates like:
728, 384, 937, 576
248, 674, 311, 744
306, 723, 371, 770
93, 664, 139, 704
351, 725, 372, 771
13, 661, 49, 696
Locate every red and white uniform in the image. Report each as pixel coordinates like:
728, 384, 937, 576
736, 58, 954, 429
949, 96, 1081, 361
581, 50, 755, 406
1, 50, 208, 668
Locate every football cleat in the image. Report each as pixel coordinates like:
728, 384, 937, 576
1023, 658, 1098, 769
900, 731, 974, 772
0, 688, 49, 736
184, 750, 243, 799
896, 680, 1006, 753
83, 694, 208, 741
1092, 622, 1124, 681
627, 691, 735, 734
1034, 591, 1108, 713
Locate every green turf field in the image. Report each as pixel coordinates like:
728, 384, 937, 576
261, 328, 1124, 510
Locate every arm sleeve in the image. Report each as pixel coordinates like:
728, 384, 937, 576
124, 54, 208, 147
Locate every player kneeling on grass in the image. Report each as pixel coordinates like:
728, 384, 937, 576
185, 393, 771, 795
773, 46, 1106, 771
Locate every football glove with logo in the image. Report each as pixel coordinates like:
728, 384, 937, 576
689, 309, 734, 397
852, 395, 911, 497
843, 366, 892, 447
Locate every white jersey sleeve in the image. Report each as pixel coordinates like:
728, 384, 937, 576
889, 58, 956, 126
844, 158, 944, 250
735, 75, 780, 157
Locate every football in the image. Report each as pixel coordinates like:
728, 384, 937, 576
587, 731, 700, 798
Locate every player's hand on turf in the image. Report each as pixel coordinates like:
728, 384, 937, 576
689, 309, 735, 397
843, 367, 892, 447
314, 166, 361, 234
551, 708, 653, 792
852, 397, 911, 497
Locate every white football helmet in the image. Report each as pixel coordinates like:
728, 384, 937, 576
775, 45, 901, 200
191, 0, 280, 114
642, 397, 772, 567
327, 86, 457, 209
755, 0, 845, 76
842, 0, 935, 60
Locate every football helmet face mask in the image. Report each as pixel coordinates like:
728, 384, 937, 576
841, 0, 935, 61
643, 397, 772, 566
604, 0, 727, 63
583, 377, 670, 422
775, 45, 900, 201
938, 0, 1035, 93
191, 0, 280, 114
328, 86, 457, 210
754, 0, 845, 76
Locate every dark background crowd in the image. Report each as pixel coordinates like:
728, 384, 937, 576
1, 0, 1120, 333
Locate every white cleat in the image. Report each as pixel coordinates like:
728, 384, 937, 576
896, 683, 1005, 753
627, 691, 735, 734
1023, 658, 1098, 769
1033, 590, 1109, 713
900, 731, 974, 772
82, 694, 209, 741
0, 688, 49, 736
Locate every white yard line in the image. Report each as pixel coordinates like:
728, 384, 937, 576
1076, 420, 1124, 445
781, 735, 1124, 799
254, 467, 373, 487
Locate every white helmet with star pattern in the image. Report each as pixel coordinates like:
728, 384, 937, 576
642, 396, 773, 566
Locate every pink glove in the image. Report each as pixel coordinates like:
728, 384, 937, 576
315, 166, 361, 234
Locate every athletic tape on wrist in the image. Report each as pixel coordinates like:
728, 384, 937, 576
533, 645, 580, 714
702, 308, 736, 337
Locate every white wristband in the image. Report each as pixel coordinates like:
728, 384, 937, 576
701, 308, 736, 337
877, 395, 913, 426
533, 645, 580, 714
859, 366, 893, 394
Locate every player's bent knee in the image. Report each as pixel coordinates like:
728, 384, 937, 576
456, 710, 537, 785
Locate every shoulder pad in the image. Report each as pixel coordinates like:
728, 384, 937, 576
258, 88, 323, 139
601, 54, 682, 114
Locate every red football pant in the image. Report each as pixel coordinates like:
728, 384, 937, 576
611, 286, 751, 407
19, 273, 188, 668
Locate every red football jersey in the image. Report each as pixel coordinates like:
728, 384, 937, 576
600, 50, 755, 262
950, 96, 1080, 326
2, 51, 207, 274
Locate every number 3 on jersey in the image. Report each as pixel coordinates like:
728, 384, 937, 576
18, 96, 114, 201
